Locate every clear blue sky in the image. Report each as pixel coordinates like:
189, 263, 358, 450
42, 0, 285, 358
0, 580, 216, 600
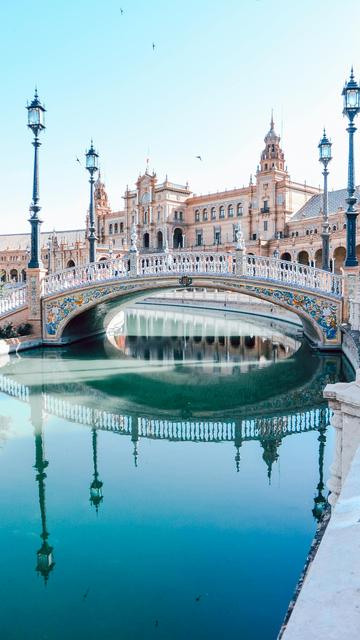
1, 0, 360, 233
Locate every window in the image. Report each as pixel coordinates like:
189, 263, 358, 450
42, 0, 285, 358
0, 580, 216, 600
196, 231, 203, 246
306, 229, 309, 236
228, 204, 234, 217
174, 210, 178, 220
237, 203, 243, 216
195, 209, 200, 222
264, 221, 268, 231
114, 223, 118, 234
265, 164, 268, 170
109, 224, 113, 234
252, 233, 257, 240
214, 228, 221, 245
157, 208, 161, 221
211, 207, 216, 219
203, 208, 208, 221
219, 206, 225, 219
144, 210, 148, 224
120, 222, 124, 232
179, 211, 183, 221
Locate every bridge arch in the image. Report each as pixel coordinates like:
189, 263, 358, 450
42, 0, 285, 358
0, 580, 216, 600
43, 275, 339, 349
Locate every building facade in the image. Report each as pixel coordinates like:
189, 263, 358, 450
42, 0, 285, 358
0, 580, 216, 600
0, 117, 359, 282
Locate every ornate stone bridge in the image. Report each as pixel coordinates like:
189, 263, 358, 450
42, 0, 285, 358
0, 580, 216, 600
0, 249, 347, 348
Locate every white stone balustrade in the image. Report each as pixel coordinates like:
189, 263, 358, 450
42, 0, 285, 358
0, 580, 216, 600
41, 251, 343, 299
43, 257, 128, 296
349, 275, 360, 331
0, 284, 27, 316
244, 255, 343, 296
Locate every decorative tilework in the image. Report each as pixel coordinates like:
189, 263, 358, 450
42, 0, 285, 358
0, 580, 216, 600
243, 285, 339, 341
44, 283, 140, 337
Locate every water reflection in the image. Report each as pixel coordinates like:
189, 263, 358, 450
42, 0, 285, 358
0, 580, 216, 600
0, 306, 353, 638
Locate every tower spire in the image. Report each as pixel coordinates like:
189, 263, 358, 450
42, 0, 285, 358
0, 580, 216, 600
270, 108, 274, 131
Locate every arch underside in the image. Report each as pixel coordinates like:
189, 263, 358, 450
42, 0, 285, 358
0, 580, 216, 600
42, 275, 342, 348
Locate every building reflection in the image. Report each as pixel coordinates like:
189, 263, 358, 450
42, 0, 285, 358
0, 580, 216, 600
107, 307, 300, 375
31, 393, 55, 583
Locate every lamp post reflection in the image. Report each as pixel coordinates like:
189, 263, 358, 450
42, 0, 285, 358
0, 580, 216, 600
312, 418, 327, 522
31, 393, 55, 583
90, 428, 103, 512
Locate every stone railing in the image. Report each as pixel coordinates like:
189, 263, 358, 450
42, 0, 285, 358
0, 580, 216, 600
0, 283, 27, 317
349, 275, 360, 331
138, 251, 233, 276
243, 255, 343, 297
42, 251, 343, 299
43, 257, 128, 295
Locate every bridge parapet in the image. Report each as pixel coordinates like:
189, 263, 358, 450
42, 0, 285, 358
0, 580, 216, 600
0, 284, 27, 316
349, 274, 360, 330
42, 251, 343, 299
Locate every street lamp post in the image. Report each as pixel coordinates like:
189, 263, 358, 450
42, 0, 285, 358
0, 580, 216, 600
318, 129, 332, 271
85, 141, 99, 263
27, 89, 46, 269
342, 68, 360, 267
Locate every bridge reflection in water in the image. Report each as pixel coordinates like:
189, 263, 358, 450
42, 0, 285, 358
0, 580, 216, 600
0, 306, 349, 600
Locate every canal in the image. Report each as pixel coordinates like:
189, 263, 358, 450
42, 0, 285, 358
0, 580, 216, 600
0, 304, 353, 639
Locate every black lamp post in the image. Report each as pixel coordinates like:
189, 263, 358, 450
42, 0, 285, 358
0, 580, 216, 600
85, 141, 99, 263
27, 89, 46, 269
318, 129, 332, 271
342, 68, 360, 267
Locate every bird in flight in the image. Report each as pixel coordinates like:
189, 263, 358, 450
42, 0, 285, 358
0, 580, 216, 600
195, 594, 202, 602
195, 155, 202, 161
120, 8, 124, 14
76, 157, 82, 166
152, 42, 156, 51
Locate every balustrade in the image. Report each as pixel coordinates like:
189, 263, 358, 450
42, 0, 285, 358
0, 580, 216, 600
43, 257, 128, 296
243, 255, 343, 297
349, 275, 360, 331
41, 251, 343, 299
0, 284, 27, 316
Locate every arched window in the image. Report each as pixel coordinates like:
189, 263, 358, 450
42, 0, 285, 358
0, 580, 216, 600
144, 210, 148, 224
219, 206, 225, 219
174, 210, 178, 220
195, 209, 200, 222
228, 204, 234, 217
114, 223, 118, 234
143, 232, 150, 249
120, 222, 124, 232
109, 224, 113, 234
179, 211, 183, 221
333, 225, 337, 231
211, 207, 216, 219
67, 259, 75, 268
203, 208, 208, 221
237, 203, 243, 216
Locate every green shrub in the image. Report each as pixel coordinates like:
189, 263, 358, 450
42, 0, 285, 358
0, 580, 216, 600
0, 322, 32, 339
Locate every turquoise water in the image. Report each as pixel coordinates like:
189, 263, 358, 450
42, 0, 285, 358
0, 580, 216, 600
0, 306, 353, 640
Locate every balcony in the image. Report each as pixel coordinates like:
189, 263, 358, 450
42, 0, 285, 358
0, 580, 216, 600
260, 206, 270, 214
